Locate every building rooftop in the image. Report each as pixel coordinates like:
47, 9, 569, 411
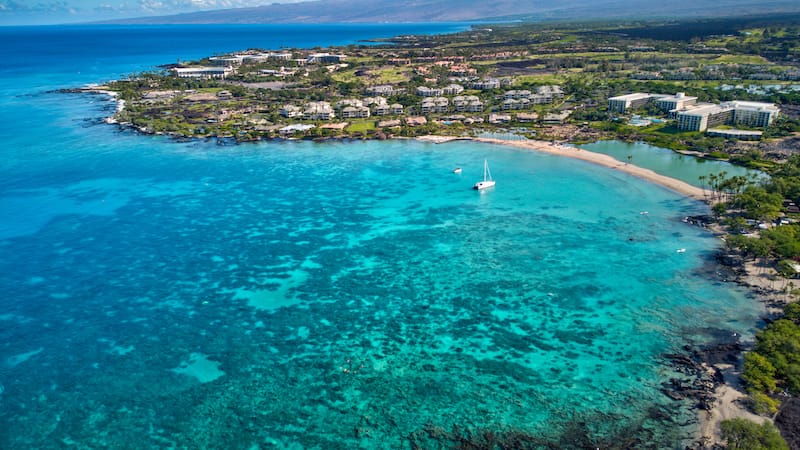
679, 103, 730, 116
609, 93, 653, 101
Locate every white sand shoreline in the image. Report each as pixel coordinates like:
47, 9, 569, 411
469, 137, 713, 203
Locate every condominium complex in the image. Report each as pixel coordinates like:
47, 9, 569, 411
608, 91, 779, 133
654, 92, 697, 113
607, 93, 655, 113
677, 101, 779, 131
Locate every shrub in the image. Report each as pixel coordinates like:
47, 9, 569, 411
742, 352, 777, 393
720, 418, 788, 450
750, 392, 780, 415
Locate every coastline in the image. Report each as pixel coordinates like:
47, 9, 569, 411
455, 136, 776, 446
470, 137, 713, 203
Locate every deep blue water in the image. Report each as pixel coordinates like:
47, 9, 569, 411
0, 25, 764, 448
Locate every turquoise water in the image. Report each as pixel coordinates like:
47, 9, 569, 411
579, 140, 762, 187
0, 25, 765, 448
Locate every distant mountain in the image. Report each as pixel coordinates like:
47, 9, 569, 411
105, 0, 800, 24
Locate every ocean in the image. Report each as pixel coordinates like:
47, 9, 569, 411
0, 24, 763, 448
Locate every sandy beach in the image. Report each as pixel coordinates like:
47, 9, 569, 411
471, 137, 713, 203
456, 136, 779, 445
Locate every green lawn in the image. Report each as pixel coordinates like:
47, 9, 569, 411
345, 120, 376, 133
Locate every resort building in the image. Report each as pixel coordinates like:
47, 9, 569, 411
336, 99, 364, 109
261, 52, 293, 61
363, 96, 387, 107
728, 101, 780, 128
654, 92, 697, 114
302, 102, 335, 120
443, 84, 465, 95
209, 56, 243, 66
516, 112, 539, 122
421, 97, 449, 114
607, 93, 655, 113
374, 104, 391, 116
677, 104, 733, 131
340, 106, 371, 119
279, 105, 303, 118
417, 86, 444, 97
504, 90, 532, 100
453, 96, 483, 112
502, 98, 531, 110
390, 103, 404, 115
172, 67, 233, 79
707, 129, 763, 140
279, 124, 315, 135
366, 85, 402, 96
488, 113, 512, 124
305, 53, 346, 64
677, 101, 779, 131
472, 78, 501, 90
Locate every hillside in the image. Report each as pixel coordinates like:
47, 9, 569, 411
104, 0, 800, 24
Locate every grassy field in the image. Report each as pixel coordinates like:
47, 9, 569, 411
345, 120, 376, 133
332, 66, 411, 85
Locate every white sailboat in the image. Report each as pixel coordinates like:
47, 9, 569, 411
473, 159, 496, 190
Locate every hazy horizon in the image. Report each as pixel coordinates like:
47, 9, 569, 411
0, 0, 313, 26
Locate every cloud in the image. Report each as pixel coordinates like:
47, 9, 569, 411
138, 0, 312, 12
0, 0, 74, 12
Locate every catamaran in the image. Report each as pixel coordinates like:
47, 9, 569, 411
473, 159, 495, 190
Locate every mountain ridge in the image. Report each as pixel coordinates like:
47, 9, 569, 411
101, 0, 800, 24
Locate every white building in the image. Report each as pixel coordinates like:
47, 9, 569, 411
453, 95, 483, 112
340, 106, 371, 119
677, 103, 732, 131
443, 84, 464, 95
607, 93, 654, 113
655, 92, 698, 114
279, 105, 303, 118
306, 53, 346, 64
728, 101, 780, 128
172, 67, 233, 79
417, 86, 444, 97
677, 101, 779, 131
421, 97, 449, 114
303, 101, 335, 120
472, 78, 501, 90
366, 85, 401, 96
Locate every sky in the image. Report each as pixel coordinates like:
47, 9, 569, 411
0, 0, 310, 25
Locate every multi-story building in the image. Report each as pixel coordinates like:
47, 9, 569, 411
607, 93, 654, 113
340, 106, 371, 119
472, 78, 501, 90
502, 98, 530, 110
443, 84, 464, 95
677, 104, 734, 131
305, 53, 346, 64
654, 92, 697, 115
417, 86, 444, 97
421, 97, 449, 114
677, 101, 779, 131
504, 90, 532, 100
302, 102, 335, 120
172, 67, 233, 79
279, 105, 303, 118
366, 85, 398, 96
728, 101, 780, 128
453, 96, 483, 112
